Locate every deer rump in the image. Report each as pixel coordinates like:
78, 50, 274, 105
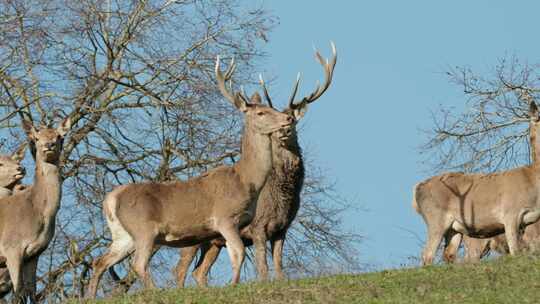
415, 168, 540, 239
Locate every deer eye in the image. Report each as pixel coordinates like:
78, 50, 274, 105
257, 112, 265, 116
0, 163, 4, 167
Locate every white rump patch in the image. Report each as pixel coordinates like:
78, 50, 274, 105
104, 190, 134, 254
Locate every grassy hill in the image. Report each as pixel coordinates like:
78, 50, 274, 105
79, 254, 540, 304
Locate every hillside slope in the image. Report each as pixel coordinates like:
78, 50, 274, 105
79, 255, 540, 304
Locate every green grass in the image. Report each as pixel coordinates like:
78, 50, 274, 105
77, 255, 540, 304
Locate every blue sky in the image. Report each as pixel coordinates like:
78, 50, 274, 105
258, 1, 540, 268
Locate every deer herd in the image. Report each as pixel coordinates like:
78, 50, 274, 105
0, 40, 539, 303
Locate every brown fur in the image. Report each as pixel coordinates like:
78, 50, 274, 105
413, 102, 540, 265
176, 121, 305, 286
418, 103, 540, 264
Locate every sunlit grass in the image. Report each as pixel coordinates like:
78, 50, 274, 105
76, 254, 540, 303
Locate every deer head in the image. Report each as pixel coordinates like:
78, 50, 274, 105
215, 56, 294, 135
258, 42, 337, 145
22, 118, 72, 164
0, 144, 26, 189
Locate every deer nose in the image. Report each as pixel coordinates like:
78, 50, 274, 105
286, 115, 294, 124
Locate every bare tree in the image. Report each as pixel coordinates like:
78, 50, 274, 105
421, 57, 540, 174
0, 0, 359, 301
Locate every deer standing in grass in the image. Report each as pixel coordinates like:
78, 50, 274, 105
175, 43, 337, 286
413, 100, 540, 265
443, 101, 540, 263
86, 56, 294, 298
0, 119, 71, 303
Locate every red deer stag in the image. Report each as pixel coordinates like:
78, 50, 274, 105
175, 42, 337, 286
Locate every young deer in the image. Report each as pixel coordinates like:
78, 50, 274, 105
175, 43, 337, 286
86, 56, 294, 298
413, 100, 540, 265
0, 119, 71, 303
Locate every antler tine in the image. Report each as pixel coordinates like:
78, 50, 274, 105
215, 56, 242, 106
224, 57, 236, 80
287, 73, 301, 109
290, 41, 337, 109
258, 74, 274, 108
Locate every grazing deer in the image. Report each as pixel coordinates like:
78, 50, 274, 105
413, 101, 540, 265
0, 119, 71, 303
86, 55, 294, 298
175, 43, 337, 286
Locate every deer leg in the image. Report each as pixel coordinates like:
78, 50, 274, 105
218, 224, 245, 285
422, 221, 449, 266
463, 236, 490, 263
271, 232, 286, 280
87, 239, 134, 299
192, 243, 221, 287
21, 256, 37, 304
176, 245, 200, 287
253, 232, 269, 281
4, 250, 23, 304
0, 268, 11, 299
504, 216, 522, 255
442, 231, 462, 263
132, 237, 156, 290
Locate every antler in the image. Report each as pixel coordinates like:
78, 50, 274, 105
215, 56, 248, 107
288, 42, 337, 109
258, 74, 274, 108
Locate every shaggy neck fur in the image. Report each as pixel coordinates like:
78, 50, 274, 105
268, 134, 305, 216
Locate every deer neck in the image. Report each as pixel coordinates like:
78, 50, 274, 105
235, 125, 273, 190
271, 136, 303, 173
32, 155, 62, 217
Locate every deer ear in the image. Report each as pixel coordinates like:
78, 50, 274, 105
293, 105, 308, 120
530, 102, 539, 121
250, 92, 262, 105
22, 120, 38, 140
11, 143, 26, 161
57, 117, 72, 137
233, 93, 249, 112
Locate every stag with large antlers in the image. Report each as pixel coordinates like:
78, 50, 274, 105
175, 43, 337, 286
86, 55, 294, 298
413, 99, 540, 265
0, 119, 71, 303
